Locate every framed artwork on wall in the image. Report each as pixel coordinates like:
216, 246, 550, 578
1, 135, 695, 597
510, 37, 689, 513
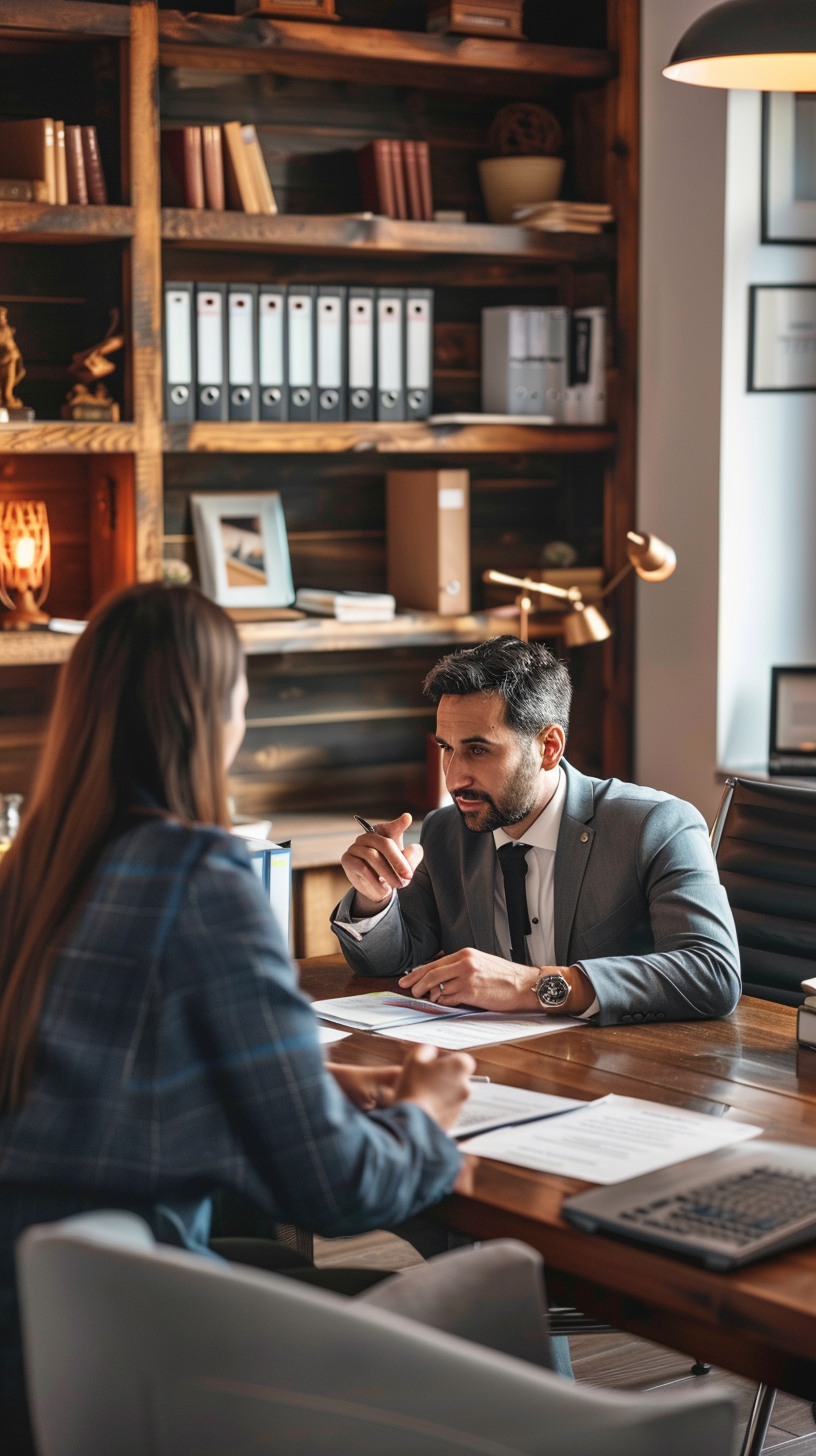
191, 492, 295, 608
762, 93, 816, 244
748, 285, 816, 391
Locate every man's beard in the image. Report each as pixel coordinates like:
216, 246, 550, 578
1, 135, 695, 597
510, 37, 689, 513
452, 751, 541, 834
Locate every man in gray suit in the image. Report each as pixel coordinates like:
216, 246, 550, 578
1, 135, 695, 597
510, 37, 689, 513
332, 636, 740, 1025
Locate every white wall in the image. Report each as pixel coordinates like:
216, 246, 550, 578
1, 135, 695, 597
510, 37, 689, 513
718, 91, 816, 771
635, 0, 728, 819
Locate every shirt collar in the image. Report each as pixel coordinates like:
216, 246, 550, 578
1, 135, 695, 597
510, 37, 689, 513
492, 766, 567, 855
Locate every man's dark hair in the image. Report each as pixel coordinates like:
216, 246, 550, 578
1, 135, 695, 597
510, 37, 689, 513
423, 635, 572, 738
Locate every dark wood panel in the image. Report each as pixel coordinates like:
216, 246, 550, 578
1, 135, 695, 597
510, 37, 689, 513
0, 1, 129, 39
0, 204, 134, 244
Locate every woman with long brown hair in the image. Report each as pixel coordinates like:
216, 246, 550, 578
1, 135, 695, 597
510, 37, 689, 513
0, 583, 472, 1451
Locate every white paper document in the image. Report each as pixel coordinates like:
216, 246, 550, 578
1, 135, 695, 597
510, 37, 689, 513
460, 1093, 762, 1184
377, 1013, 580, 1050
318, 1026, 351, 1046
451, 1085, 586, 1139
312, 992, 471, 1033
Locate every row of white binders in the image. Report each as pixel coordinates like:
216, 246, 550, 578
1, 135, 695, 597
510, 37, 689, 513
163, 282, 433, 424
482, 306, 607, 425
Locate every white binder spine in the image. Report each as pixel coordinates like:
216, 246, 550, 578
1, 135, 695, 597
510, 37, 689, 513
195, 284, 227, 421
164, 281, 195, 422
565, 307, 607, 425
406, 289, 433, 420
259, 287, 286, 421
287, 286, 316, 421
376, 289, 405, 421
317, 286, 346, 422
228, 284, 258, 421
348, 288, 375, 422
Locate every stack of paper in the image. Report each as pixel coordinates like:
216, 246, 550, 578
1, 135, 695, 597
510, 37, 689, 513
295, 589, 396, 623
513, 201, 615, 234
313, 993, 580, 1048
452, 1085, 585, 1139
311, 992, 472, 1033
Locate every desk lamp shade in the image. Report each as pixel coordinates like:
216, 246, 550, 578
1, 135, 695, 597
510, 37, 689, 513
626, 530, 676, 583
563, 602, 612, 647
664, 0, 816, 90
0, 500, 51, 630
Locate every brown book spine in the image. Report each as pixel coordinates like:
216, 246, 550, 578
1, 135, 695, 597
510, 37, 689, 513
0, 178, 48, 201
389, 139, 408, 221
183, 126, 205, 210
80, 126, 108, 204
201, 125, 225, 211
54, 121, 68, 205
242, 124, 277, 214
160, 130, 185, 207
416, 141, 434, 221
222, 121, 260, 213
65, 126, 88, 204
402, 140, 423, 222
357, 140, 396, 218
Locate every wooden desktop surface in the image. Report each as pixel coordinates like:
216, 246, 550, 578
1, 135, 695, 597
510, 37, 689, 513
299, 955, 816, 1399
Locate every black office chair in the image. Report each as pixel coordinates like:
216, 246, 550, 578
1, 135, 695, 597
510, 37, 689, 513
711, 775, 816, 1006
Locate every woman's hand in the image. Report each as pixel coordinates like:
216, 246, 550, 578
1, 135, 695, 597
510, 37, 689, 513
328, 1062, 402, 1111
392, 1044, 475, 1132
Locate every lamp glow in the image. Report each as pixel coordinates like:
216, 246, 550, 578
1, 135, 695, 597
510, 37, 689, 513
0, 500, 51, 631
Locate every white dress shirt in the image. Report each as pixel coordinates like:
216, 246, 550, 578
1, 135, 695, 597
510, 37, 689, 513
337, 767, 598, 1017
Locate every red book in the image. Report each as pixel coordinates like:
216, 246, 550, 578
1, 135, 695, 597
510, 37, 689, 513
183, 126, 205, 209
80, 126, 107, 205
389, 139, 408, 221
402, 140, 423, 221
65, 125, 88, 205
357, 140, 396, 218
202, 124, 225, 211
416, 141, 434, 221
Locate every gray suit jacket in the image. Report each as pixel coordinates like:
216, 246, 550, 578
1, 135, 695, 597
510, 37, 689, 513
331, 761, 741, 1026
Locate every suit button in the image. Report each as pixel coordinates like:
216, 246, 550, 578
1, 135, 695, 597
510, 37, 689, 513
580, 832, 589, 843
621, 1015, 632, 1024
632, 1013, 644, 1023
656, 1012, 665, 1022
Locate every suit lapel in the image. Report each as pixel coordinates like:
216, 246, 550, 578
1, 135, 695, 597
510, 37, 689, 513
554, 762, 596, 965
462, 828, 498, 953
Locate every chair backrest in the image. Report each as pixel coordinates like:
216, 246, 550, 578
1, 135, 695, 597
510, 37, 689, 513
17, 1211, 735, 1456
712, 775, 816, 1004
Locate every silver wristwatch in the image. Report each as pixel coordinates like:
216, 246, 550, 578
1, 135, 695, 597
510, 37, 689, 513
535, 972, 571, 1009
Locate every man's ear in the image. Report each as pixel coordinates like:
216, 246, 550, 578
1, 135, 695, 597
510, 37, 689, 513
538, 723, 566, 771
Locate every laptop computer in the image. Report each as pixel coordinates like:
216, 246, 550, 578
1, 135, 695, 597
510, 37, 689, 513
769, 666, 816, 776
563, 1141, 816, 1270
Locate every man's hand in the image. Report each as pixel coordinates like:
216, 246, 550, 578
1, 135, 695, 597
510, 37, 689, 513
327, 1062, 402, 1111
340, 812, 425, 917
393, 1044, 475, 1132
400, 950, 596, 1015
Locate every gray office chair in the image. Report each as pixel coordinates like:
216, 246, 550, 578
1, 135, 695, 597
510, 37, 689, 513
17, 1211, 736, 1456
711, 775, 816, 1006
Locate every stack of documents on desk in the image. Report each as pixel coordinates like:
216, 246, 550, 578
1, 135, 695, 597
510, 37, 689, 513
512, 201, 615, 234
460, 1094, 762, 1184
295, 589, 396, 623
452, 1085, 585, 1139
312, 993, 580, 1047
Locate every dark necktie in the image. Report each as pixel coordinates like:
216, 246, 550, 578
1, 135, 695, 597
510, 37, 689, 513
497, 841, 531, 965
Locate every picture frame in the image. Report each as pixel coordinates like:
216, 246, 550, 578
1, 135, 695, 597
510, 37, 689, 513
747, 285, 816, 392
769, 666, 816, 775
191, 492, 295, 608
762, 92, 816, 245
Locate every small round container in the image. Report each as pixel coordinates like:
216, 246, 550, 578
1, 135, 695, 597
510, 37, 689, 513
478, 155, 565, 224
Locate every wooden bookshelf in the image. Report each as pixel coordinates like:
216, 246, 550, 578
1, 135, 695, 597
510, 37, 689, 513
158, 13, 615, 94
161, 209, 615, 263
163, 421, 617, 456
0, 0, 640, 820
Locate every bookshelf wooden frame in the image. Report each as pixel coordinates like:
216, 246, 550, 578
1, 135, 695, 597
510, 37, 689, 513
0, 0, 639, 790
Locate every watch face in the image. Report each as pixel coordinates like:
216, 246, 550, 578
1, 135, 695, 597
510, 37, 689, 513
537, 974, 570, 1007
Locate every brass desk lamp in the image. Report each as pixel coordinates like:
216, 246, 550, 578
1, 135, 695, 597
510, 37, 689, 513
483, 531, 676, 646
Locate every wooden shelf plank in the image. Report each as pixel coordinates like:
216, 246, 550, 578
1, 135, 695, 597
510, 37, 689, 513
0, 203, 135, 244
0, 1, 129, 40
158, 13, 614, 94
163, 421, 616, 456
160, 210, 615, 265
0, 633, 74, 666
0, 422, 138, 453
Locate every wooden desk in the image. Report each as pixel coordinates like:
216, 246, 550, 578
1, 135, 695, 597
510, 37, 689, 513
299, 955, 816, 1401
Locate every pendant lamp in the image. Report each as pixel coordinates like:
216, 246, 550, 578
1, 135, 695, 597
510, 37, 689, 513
664, 0, 816, 91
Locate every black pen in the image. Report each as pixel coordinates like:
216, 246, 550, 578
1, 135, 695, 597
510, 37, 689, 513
354, 815, 377, 835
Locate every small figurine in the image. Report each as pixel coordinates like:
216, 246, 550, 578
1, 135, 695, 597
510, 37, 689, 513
0, 306, 34, 421
62, 309, 124, 422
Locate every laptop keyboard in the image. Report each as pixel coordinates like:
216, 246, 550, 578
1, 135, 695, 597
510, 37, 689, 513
770, 755, 816, 773
619, 1168, 816, 1247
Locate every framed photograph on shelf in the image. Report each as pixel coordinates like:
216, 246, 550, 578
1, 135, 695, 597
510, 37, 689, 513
762, 93, 816, 244
191, 492, 295, 608
748, 285, 816, 392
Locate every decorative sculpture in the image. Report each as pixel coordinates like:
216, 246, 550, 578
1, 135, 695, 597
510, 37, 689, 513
0, 307, 34, 422
62, 309, 124, 422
